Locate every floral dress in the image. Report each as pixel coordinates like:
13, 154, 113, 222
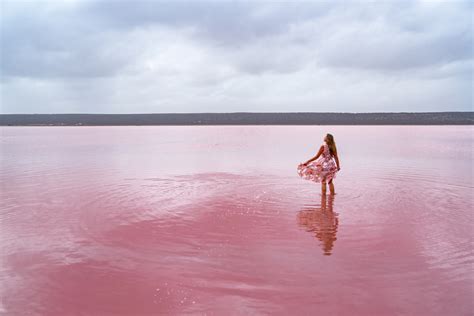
297, 143, 338, 183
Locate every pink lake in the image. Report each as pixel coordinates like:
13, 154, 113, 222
0, 126, 472, 315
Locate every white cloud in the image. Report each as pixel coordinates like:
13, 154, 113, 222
0, 0, 472, 113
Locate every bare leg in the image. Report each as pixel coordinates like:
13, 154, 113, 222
328, 179, 335, 195
321, 179, 327, 195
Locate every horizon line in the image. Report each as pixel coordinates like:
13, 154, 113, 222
1, 111, 472, 115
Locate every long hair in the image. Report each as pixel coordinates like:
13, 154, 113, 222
325, 133, 337, 157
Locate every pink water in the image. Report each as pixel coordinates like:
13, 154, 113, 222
1, 126, 472, 315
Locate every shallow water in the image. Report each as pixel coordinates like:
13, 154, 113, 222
0, 126, 472, 315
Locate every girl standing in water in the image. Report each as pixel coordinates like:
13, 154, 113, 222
297, 133, 341, 195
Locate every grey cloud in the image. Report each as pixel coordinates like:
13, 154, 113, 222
0, 0, 472, 113
81, 1, 334, 44
1, 1, 142, 79
316, 2, 473, 71
0, 1, 334, 79
2, 1, 472, 78
318, 24, 472, 71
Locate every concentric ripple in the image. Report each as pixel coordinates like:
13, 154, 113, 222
1, 126, 472, 315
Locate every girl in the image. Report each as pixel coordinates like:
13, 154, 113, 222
297, 133, 341, 195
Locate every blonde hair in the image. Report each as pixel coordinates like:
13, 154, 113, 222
325, 133, 337, 157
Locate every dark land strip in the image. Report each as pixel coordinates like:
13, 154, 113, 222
1, 112, 473, 126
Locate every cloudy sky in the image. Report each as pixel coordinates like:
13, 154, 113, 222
1, 0, 472, 113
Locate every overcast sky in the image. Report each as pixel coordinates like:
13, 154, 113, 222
1, 0, 472, 113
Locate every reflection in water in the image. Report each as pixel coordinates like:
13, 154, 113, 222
297, 194, 339, 256
2, 127, 473, 315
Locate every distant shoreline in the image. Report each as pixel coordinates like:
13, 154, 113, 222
1, 112, 473, 126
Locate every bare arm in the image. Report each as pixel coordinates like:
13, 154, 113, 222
304, 145, 324, 165
334, 152, 341, 170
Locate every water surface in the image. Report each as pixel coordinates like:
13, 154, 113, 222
1, 126, 472, 315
